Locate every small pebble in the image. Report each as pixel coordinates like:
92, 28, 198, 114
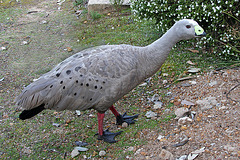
163, 80, 168, 84
145, 111, 157, 118
0, 46, 7, 51
99, 150, 106, 156
166, 92, 172, 96
42, 20, 47, 24
22, 41, 28, 45
162, 73, 168, 77
71, 148, 79, 158
122, 122, 128, 128
128, 146, 134, 151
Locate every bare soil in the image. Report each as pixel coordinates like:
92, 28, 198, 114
133, 69, 240, 160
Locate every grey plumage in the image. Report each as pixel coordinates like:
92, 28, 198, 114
16, 19, 206, 115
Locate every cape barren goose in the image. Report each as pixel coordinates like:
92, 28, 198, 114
16, 19, 206, 143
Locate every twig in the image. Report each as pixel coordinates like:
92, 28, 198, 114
226, 81, 240, 103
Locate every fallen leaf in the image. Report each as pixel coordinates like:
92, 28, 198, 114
187, 60, 195, 65
188, 49, 199, 53
181, 126, 187, 130
67, 47, 72, 52
66, 119, 71, 124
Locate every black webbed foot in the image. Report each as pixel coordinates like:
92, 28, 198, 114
116, 112, 139, 125
96, 128, 122, 143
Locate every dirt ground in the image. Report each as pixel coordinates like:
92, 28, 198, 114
1, 0, 239, 159
133, 69, 240, 159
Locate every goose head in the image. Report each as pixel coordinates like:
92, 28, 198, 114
173, 19, 206, 40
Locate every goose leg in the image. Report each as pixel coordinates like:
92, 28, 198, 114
96, 112, 122, 143
110, 106, 139, 125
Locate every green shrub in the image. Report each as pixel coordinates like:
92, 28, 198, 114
131, 0, 240, 60
90, 11, 102, 20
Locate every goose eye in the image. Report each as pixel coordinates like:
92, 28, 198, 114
186, 25, 191, 29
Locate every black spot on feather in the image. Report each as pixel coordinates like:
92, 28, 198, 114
66, 70, 71, 75
75, 66, 81, 71
56, 73, 61, 77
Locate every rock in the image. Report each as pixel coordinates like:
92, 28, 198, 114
181, 99, 195, 106
128, 146, 134, 152
0, 46, 7, 51
175, 107, 189, 119
162, 73, 169, 77
52, 123, 60, 127
157, 135, 164, 141
188, 68, 201, 73
76, 110, 81, 116
159, 149, 174, 160
151, 94, 160, 102
153, 101, 163, 109
176, 155, 187, 160
196, 97, 217, 110
99, 150, 106, 156
189, 81, 197, 85
71, 148, 80, 158
163, 80, 168, 84
145, 111, 157, 118
75, 146, 88, 152
219, 106, 227, 110
22, 146, 32, 154
41, 20, 47, 24
224, 145, 236, 152
22, 41, 28, 45
135, 148, 143, 155
166, 92, 172, 96
57, 0, 65, 5
209, 81, 218, 87
0, 77, 4, 82
172, 135, 189, 147
181, 83, 191, 87
139, 82, 147, 87
178, 117, 193, 126
122, 122, 128, 128
188, 147, 205, 160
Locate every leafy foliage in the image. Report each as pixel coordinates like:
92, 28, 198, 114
131, 0, 240, 60
89, 11, 102, 20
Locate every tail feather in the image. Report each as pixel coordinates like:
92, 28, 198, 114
19, 104, 45, 120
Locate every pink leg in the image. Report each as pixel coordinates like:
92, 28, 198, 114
97, 111, 122, 143
110, 105, 120, 117
97, 113, 104, 136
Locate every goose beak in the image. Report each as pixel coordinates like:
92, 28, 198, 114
194, 25, 206, 37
